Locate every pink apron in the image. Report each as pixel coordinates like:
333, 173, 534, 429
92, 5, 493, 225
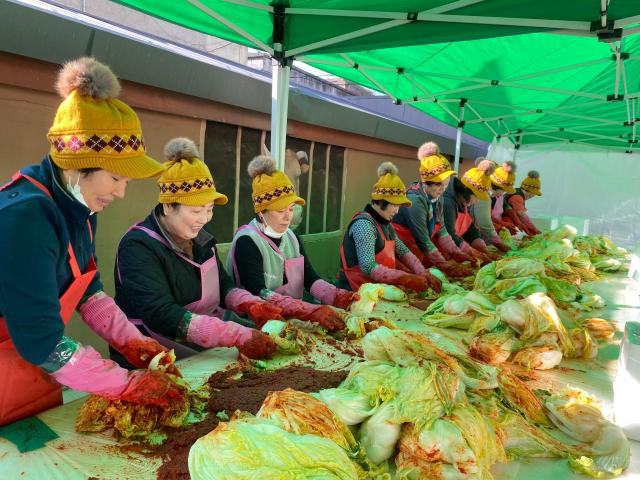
492, 195, 505, 219
231, 224, 305, 299
117, 224, 221, 359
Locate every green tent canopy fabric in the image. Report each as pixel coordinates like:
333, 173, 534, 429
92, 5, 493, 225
110, 1, 640, 149
305, 32, 640, 148
112, 1, 639, 56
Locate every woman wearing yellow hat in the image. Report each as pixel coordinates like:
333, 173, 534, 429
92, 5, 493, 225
114, 138, 279, 363
488, 161, 519, 236
470, 160, 515, 252
338, 162, 441, 293
228, 156, 353, 332
0, 58, 184, 425
502, 171, 542, 236
392, 142, 473, 278
441, 160, 499, 264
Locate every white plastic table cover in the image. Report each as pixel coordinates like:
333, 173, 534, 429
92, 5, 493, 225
0, 274, 638, 480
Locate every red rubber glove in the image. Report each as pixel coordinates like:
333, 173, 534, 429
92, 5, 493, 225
333, 290, 360, 310
308, 306, 347, 331
238, 301, 285, 329
117, 338, 181, 376
425, 271, 442, 293
396, 274, 429, 293
440, 260, 473, 278
118, 370, 187, 407
237, 330, 277, 359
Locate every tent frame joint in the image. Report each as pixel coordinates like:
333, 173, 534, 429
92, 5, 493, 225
272, 4, 286, 62
611, 52, 630, 61
607, 94, 625, 101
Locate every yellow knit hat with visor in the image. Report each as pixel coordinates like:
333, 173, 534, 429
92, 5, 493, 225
490, 161, 517, 194
158, 138, 228, 206
47, 57, 163, 179
371, 162, 411, 207
248, 156, 305, 213
520, 170, 542, 196
416, 140, 455, 183
460, 160, 496, 201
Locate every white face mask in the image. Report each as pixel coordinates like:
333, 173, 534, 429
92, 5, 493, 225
259, 214, 286, 239
66, 173, 94, 214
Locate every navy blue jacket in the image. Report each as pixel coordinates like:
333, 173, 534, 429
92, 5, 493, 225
0, 156, 101, 365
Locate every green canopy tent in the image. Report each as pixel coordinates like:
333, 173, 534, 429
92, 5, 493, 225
111, 0, 640, 168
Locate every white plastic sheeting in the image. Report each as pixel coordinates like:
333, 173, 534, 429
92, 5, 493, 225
488, 140, 640, 248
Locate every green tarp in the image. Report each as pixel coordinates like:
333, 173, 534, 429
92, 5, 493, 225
110, 1, 640, 148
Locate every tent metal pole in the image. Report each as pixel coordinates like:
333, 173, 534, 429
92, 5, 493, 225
286, 0, 484, 18
271, 59, 291, 170
287, 19, 408, 56
621, 60, 632, 124
187, 0, 273, 54
218, 0, 271, 11
465, 101, 498, 137
506, 57, 611, 82
614, 45, 621, 99
615, 14, 640, 29
513, 134, 521, 162
454, 99, 466, 172
417, 14, 590, 30
465, 100, 604, 124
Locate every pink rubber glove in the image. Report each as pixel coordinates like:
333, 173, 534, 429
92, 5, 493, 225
400, 252, 442, 293
436, 235, 474, 263
79, 292, 142, 349
370, 265, 429, 293
472, 238, 501, 260
262, 290, 345, 331
225, 287, 284, 327
186, 314, 253, 348
310, 279, 339, 305
423, 250, 471, 278
51, 345, 185, 406
519, 212, 541, 236
79, 292, 177, 374
461, 241, 492, 265
310, 279, 359, 310
489, 234, 510, 252
423, 249, 449, 269
470, 238, 490, 254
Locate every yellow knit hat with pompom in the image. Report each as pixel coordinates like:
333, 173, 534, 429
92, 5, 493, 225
371, 162, 411, 207
47, 57, 163, 178
460, 160, 496, 201
490, 161, 517, 194
521, 170, 542, 196
248, 156, 305, 213
157, 137, 228, 206
418, 143, 456, 183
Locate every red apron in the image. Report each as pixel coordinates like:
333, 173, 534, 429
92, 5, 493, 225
0, 172, 97, 426
340, 212, 396, 291
116, 224, 222, 359
455, 205, 474, 237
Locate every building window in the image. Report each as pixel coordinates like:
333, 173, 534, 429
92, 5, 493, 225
203, 120, 345, 242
